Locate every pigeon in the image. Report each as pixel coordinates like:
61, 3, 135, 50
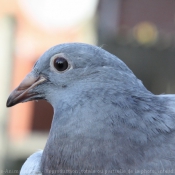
7, 43, 175, 175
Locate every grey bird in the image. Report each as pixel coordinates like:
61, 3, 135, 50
7, 43, 175, 175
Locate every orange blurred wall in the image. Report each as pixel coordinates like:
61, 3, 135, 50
1, 0, 96, 140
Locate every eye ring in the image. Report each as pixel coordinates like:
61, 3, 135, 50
53, 57, 69, 72
50, 53, 72, 73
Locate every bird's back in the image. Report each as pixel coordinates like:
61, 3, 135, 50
20, 150, 43, 175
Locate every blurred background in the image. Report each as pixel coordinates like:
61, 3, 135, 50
1, 0, 175, 174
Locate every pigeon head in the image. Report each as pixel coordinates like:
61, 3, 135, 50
6, 43, 145, 108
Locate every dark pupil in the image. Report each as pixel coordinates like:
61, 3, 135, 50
54, 57, 68, 71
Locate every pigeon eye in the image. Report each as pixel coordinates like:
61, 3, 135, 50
53, 57, 68, 72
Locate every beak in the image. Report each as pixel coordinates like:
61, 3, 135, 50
6, 72, 46, 107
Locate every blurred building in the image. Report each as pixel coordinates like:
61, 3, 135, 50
1, 0, 175, 174
98, 0, 175, 94
0, 0, 98, 174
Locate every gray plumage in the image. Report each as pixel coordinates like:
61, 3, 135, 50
7, 43, 175, 175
